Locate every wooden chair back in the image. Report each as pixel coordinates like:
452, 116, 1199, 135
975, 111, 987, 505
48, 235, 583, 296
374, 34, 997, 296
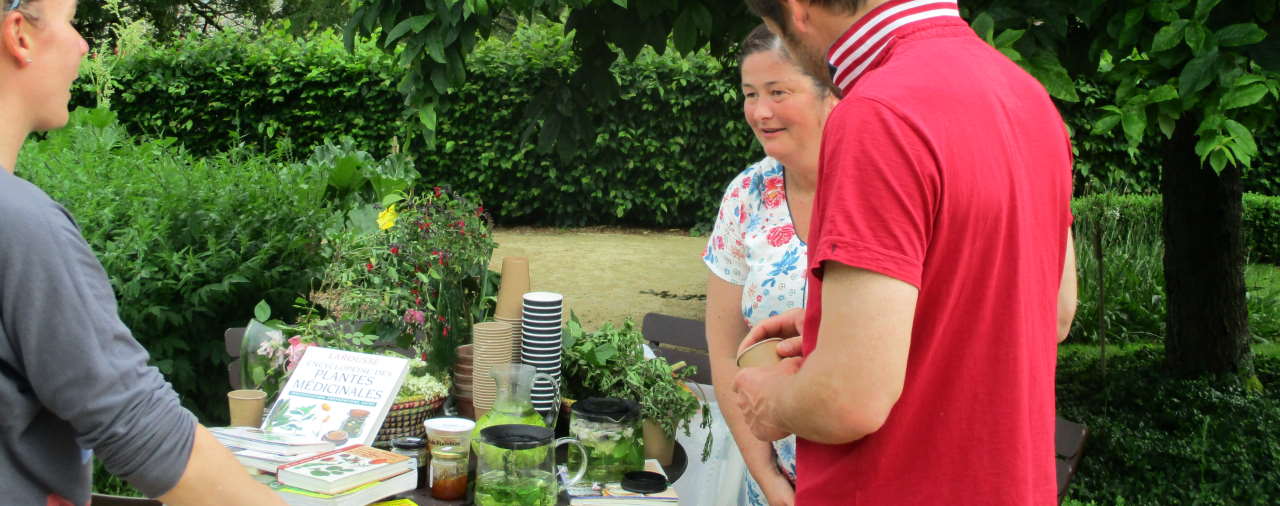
225, 327, 245, 390
640, 313, 712, 385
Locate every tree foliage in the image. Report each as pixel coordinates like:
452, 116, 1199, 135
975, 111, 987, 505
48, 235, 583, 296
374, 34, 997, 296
344, 0, 757, 150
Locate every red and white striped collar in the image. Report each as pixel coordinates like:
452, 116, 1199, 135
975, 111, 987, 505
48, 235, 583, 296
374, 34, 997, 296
827, 0, 962, 94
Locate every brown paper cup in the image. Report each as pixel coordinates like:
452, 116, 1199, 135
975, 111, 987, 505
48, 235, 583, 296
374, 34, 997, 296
494, 257, 531, 320
227, 389, 267, 427
735, 338, 784, 368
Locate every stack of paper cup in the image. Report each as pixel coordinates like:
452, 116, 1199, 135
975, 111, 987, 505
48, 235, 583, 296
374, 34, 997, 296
452, 344, 474, 419
521, 292, 563, 415
471, 321, 515, 419
494, 257, 530, 364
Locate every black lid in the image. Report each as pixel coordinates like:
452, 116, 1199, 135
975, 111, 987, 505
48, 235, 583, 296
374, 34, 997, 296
572, 397, 640, 423
479, 424, 553, 450
620, 471, 668, 494
390, 436, 425, 450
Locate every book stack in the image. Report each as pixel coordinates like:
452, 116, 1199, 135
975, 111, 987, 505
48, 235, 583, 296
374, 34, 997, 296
211, 346, 418, 505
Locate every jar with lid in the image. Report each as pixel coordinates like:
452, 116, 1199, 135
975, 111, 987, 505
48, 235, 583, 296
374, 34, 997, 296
568, 397, 644, 484
390, 436, 428, 490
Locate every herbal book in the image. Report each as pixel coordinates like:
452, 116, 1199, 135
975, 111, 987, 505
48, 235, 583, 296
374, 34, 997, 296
277, 444, 415, 494
263, 347, 410, 447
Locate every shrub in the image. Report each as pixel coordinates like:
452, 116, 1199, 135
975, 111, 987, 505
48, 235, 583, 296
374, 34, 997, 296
17, 108, 336, 422
1057, 346, 1280, 504
1069, 194, 1280, 345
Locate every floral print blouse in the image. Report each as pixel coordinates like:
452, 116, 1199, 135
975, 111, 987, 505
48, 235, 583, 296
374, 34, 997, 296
703, 157, 808, 327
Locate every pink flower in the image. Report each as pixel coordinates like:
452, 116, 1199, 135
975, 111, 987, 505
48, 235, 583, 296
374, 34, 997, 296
285, 337, 311, 372
365, 262, 374, 272
404, 309, 426, 326
741, 177, 751, 189
763, 176, 785, 209
715, 235, 725, 250
390, 246, 400, 255
767, 225, 795, 247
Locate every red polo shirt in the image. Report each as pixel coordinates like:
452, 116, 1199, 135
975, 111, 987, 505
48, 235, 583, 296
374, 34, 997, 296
798, 0, 1074, 504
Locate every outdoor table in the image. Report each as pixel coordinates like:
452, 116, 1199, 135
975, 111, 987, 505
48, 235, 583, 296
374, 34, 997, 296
393, 441, 688, 505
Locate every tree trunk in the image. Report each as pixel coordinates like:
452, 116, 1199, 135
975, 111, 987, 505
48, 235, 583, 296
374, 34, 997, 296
1162, 119, 1252, 376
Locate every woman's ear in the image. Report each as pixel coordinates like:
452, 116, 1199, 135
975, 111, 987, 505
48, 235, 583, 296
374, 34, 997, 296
1, 11, 33, 67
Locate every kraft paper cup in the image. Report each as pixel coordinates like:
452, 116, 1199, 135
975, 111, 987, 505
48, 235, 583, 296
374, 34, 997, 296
735, 338, 784, 368
495, 257, 531, 320
227, 389, 268, 427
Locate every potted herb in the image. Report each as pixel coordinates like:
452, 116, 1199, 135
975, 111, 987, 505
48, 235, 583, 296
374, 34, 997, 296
562, 316, 711, 464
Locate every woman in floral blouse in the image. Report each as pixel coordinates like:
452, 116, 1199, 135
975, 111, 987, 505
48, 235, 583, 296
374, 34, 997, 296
702, 24, 838, 506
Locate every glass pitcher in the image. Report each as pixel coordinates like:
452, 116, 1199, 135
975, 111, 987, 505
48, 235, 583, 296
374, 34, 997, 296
473, 424, 587, 506
472, 364, 561, 438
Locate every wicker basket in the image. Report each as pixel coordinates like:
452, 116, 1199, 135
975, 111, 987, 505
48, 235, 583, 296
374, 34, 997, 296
373, 395, 445, 447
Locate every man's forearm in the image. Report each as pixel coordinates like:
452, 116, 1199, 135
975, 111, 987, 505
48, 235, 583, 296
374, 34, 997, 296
157, 424, 287, 506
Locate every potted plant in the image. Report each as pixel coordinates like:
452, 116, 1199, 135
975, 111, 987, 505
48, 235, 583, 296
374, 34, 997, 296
562, 316, 711, 465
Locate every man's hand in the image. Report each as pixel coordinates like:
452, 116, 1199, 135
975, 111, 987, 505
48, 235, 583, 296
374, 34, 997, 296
733, 357, 803, 442
738, 308, 805, 359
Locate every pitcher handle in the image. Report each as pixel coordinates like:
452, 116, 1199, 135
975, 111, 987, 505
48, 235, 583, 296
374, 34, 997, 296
533, 372, 561, 427
555, 437, 590, 488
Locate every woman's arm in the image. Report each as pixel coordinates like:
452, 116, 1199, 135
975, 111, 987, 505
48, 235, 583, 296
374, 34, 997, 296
706, 274, 795, 506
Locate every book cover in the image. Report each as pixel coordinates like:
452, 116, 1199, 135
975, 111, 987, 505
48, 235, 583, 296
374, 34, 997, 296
209, 426, 335, 456
268, 469, 416, 506
263, 347, 410, 447
278, 445, 414, 494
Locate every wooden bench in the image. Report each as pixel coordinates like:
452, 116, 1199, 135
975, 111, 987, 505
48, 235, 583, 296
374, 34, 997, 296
640, 312, 1087, 502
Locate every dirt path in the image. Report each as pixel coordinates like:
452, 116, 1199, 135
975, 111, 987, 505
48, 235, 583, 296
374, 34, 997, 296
489, 228, 709, 330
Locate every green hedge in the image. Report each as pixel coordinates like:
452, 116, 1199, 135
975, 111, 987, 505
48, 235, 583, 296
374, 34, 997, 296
74, 24, 759, 228
1057, 346, 1280, 504
79, 24, 1278, 229
17, 108, 335, 422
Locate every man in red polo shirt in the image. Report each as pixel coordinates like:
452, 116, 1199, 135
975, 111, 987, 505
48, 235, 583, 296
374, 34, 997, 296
731, 0, 1078, 503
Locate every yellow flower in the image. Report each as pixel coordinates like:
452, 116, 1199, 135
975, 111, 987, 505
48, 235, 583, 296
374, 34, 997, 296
377, 205, 398, 230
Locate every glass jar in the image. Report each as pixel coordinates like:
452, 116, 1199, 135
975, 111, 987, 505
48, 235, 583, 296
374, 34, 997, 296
568, 397, 644, 484
429, 449, 469, 500
391, 436, 427, 490
339, 409, 371, 438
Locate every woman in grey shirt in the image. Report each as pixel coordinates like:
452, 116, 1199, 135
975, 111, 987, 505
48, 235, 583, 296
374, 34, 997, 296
0, 1, 284, 504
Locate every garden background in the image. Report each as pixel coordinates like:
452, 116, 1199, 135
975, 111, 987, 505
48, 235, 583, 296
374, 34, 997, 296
15, 1, 1280, 504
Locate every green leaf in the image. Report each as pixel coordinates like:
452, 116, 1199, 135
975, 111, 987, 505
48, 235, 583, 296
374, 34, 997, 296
1179, 48, 1218, 97
972, 13, 995, 43
592, 343, 617, 366
612, 0, 627, 7
254, 300, 271, 322
425, 31, 447, 65
1149, 84, 1179, 102
994, 29, 1025, 47
1158, 112, 1177, 138
1185, 23, 1209, 53
1152, 20, 1188, 52
672, 8, 700, 54
1121, 105, 1147, 147
1209, 148, 1228, 172
1148, 1, 1186, 22
1098, 49, 1114, 73
1221, 83, 1269, 109
386, 15, 435, 46
1215, 23, 1267, 47
1223, 119, 1258, 162
1025, 51, 1079, 102
418, 105, 437, 131
1194, 0, 1222, 23
1092, 113, 1122, 134
999, 47, 1024, 62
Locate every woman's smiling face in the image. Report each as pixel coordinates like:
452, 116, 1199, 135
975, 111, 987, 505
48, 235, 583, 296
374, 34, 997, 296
741, 48, 831, 167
